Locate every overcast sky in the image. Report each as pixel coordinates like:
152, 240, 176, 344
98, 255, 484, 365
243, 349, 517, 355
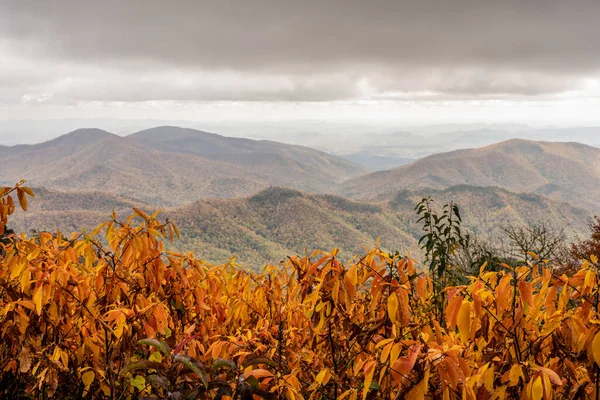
1, 0, 599, 128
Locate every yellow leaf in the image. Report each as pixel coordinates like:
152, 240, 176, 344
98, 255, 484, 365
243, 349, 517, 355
508, 364, 524, 387
389, 343, 402, 366
375, 338, 394, 349
132, 207, 150, 220
406, 368, 430, 400
531, 376, 543, 400
362, 360, 376, 400
387, 293, 399, 324
82, 370, 95, 390
457, 301, 471, 341
592, 332, 600, 365
483, 364, 494, 392
347, 264, 358, 286
33, 285, 43, 315
380, 342, 393, 363
315, 368, 331, 385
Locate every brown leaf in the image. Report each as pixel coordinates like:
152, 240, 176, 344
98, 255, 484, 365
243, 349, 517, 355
18, 347, 33, 373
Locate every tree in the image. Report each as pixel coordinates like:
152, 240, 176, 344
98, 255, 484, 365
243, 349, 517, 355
499, 222, 566, 264
415, 197, 470, 324
557, 216, 600, 275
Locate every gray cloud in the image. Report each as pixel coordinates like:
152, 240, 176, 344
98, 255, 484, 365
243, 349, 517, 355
0, 0, 599, 102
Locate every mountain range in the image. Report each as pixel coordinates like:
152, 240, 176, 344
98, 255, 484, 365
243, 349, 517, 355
0, 126, 366, 206
4, 127, 599, 265
339, 139, 600, 212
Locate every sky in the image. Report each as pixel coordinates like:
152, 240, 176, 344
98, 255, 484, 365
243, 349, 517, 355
1, 0, 600, 132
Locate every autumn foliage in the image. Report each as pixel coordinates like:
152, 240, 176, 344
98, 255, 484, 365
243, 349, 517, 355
2, 183, 600, 399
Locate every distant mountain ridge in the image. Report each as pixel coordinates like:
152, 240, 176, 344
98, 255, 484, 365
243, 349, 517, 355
339, 138, 600, 211
10, 185, 591, 266
4, 131, 598, 265
0, 126, 367, 206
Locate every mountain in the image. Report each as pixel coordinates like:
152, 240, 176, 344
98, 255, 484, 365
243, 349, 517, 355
0, 127, 366, 206
339, 139, 600, 211
129, 126, 367, 192
10, 186, 591, 266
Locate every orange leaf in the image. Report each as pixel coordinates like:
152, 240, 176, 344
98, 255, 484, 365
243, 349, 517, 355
244, 369, 274, 379
16, 188, 27, 211
518, 280, 533, 307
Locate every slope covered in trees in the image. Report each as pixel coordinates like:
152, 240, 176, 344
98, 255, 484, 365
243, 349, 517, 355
340, 139, 600, 211
9, 186, 590, 266
0, 127, 366, 206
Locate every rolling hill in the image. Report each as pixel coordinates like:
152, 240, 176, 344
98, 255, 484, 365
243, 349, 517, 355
9, 186, 591, 266
130, 126, 365, 191
7, 187, 150, 235
0, 127, 366, 206
339, 139, 600, 211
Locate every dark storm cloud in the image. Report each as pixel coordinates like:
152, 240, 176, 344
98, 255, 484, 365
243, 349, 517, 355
0, 0, 599, 102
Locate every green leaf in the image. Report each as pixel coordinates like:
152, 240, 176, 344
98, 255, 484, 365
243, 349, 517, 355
212, 358, 237, 371
370, 381, 381, 390
174, 354, 208, 389
241, 355, 278, 369
181, 388, 200, 400
149, 351, 163, 362
137, 338, 171, 356
130, 375, 146, 391
146, 374, 170, 390
245, 375, 260, 389
120, 361, 165, 375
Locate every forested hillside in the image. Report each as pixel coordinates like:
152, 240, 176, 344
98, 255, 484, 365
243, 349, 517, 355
10, 185, 590, 266
0, 127, 366, 206
340, 139, 600, 211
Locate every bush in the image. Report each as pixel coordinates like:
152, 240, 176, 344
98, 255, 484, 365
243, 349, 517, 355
2, 185, 600, 399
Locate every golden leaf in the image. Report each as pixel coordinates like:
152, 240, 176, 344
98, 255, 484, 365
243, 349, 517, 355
457, 301, 471, 342
16, 188, 27, 211
33, 285, 44, 315
82, 370, 95, 390
508, 364, 524, 387
406, 368, 430, 400
531, 376, 543, 400
592, 331, 600, 365
387, 292, 399, 325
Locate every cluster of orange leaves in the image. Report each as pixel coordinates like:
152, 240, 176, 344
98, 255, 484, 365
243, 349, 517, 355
1, 183, 600, 399
0, 180, 33, 235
